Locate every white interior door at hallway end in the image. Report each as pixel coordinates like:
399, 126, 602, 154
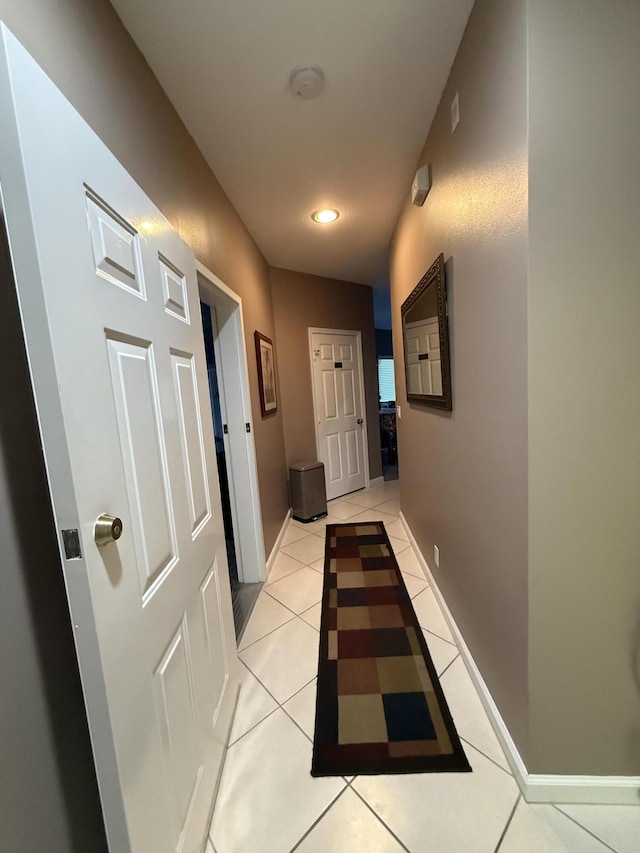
311, 330, 367, 500
0, 28, 237, 853
404, 317, 442, 395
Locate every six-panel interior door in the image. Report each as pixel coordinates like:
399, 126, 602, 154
404, 317, 442, 395
0, 31, 237, 853
311, 331, 366, 500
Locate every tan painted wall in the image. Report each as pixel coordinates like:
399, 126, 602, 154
390, 0, 530, 761
0, 0, 289, 553
527, 0, 640, 775
271, 268, 382, 484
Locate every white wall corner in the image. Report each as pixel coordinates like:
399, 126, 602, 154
265, 509, 292, 580
398, 511, 640, 806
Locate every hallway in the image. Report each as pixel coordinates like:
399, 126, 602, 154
207, 481, 638, 853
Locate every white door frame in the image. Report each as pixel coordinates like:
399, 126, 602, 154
308, 327, 371, 493
197, 263, 266, 583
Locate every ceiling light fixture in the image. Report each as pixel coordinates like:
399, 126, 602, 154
312, 209, 339, 224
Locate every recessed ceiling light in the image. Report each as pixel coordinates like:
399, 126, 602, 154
312, 209, 339, 224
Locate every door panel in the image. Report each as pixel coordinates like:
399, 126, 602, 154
160, 256, 189, 322
200, 564, 229, 718
107, 336, 177, 598
311, 331, 367, 500
86, 190, 146, 297
345, 429, 360, 476
327, 432, 343, 483
172, 353, 211, 535
322, 369, 338, 419
155, 623, 201, 837
341, 369, 356, 416
0, 30, 237, 853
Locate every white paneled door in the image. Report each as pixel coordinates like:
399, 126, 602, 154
310, 330, 367, 500
0, 29, 237, 853
404, 317, 442, 396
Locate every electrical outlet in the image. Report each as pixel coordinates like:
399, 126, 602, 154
434, 544, 440, 568
451, 92, 460, 133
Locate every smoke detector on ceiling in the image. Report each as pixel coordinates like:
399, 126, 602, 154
289, 66, 325, 100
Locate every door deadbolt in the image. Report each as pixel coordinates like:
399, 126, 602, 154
357, 418, 363, 425
94, 514, 123, 547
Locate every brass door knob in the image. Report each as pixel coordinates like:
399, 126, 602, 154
94, 514, 123, 547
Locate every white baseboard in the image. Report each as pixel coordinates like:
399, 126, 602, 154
524, 774, 640, 805
265, 509, 291, 581
399, 511, 640, 806
368, 476, 385, 488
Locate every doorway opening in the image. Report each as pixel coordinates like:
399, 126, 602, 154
201, 302, 239, 572
377, 356, 398, 481
197, 266, 266, 640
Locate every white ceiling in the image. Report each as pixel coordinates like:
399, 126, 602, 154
110, 0, 473, 291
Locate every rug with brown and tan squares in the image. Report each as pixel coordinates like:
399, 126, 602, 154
311, 521, 471, 777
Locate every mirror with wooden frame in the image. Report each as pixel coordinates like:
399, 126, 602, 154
401, 253, 452, 410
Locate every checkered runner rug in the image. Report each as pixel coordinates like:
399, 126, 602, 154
311, 521, 471, 776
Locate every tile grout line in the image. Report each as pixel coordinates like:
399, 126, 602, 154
493, 794, 521, 853
227, 703, 281, 750
423, 627, 458, 650
458, 734, 514, 779
229, 659, 293, 742
262, 579, 322, 617
349, 785, 413, 853
288, 785, 350, 852
435, 652, 460, 680
230, 655, 318, 748
280, 703, 314, 745
237, 607, 298, 653
263, 566, 305, 590
240, 638, 315, 706
551, 805, 621, 853
416, 621, 455, 645
240, 571, 323, 652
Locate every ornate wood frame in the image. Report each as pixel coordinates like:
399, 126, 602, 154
401, 253, 452, 410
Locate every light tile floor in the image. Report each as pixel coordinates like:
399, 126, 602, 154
209, 480, 639, 853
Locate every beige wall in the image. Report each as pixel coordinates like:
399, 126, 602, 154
393, 0, 640, 778
527, 0, 640, 775
0, 0, 289, 553
390, 0, 530, 761
271, 268, 382, 483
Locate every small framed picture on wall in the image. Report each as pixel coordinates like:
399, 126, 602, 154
254, 331, 278, 416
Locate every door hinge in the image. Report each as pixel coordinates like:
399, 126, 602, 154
246, 423, 251, 433
223, 424, 228, 434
